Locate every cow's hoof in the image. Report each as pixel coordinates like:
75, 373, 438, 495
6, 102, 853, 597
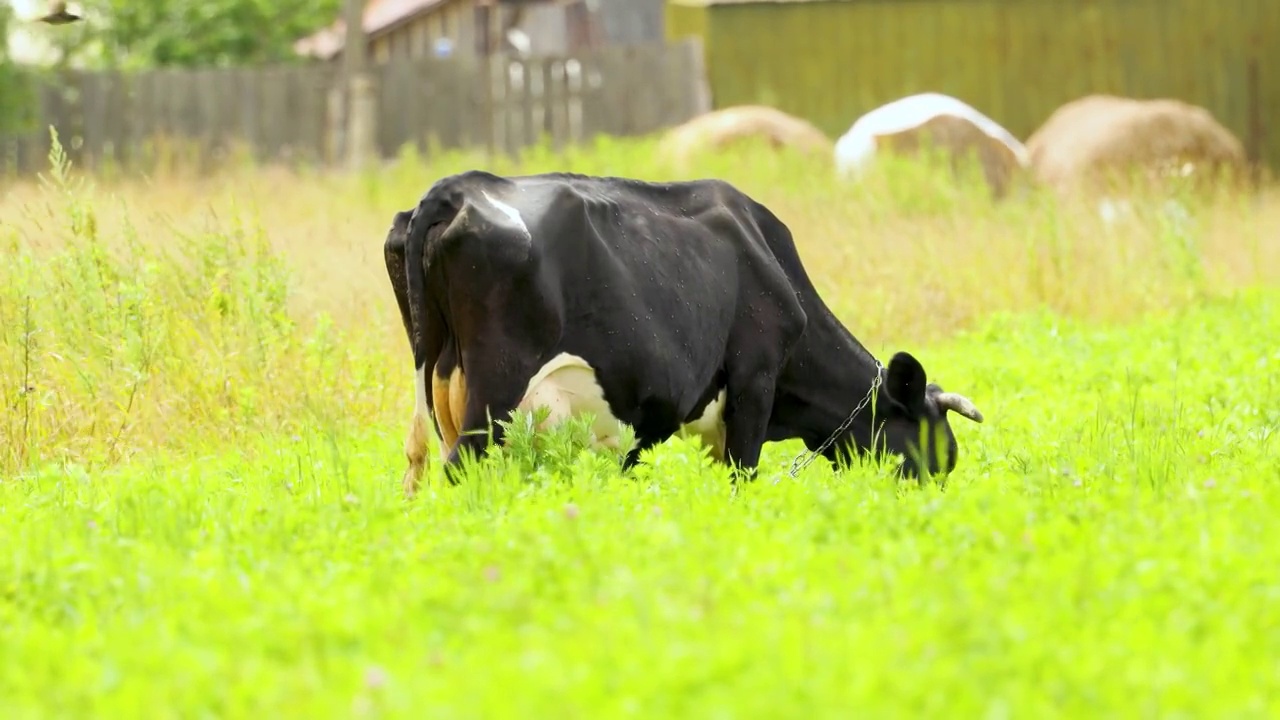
402, 462, 425, 498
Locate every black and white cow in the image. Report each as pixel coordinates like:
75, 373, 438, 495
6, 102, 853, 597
384, 170, 983, 495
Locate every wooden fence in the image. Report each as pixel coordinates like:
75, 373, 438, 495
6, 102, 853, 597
0, 38, 710, 176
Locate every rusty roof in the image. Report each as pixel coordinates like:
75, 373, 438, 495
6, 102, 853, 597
667, 0, 842, 5
294, 0, 452, 59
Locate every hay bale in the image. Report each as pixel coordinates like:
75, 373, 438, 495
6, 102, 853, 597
657, 105, 834, 172
834, 93, 1030, 200
1025, 94, 1247, 195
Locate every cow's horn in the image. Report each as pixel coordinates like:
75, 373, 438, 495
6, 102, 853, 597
936, 392, 984, 423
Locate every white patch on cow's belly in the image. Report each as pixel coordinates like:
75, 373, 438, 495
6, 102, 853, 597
516, 353, 728, 459
677, 388, 727, 461
517, 353, 624, 448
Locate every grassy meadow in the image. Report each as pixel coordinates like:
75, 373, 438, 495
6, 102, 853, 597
2, 133, 1280, 717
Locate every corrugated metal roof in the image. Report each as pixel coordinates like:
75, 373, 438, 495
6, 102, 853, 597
668, 0, 840, 6
294, 0, 452, 59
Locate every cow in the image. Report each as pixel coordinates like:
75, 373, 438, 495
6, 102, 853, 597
384, 170, 984, 496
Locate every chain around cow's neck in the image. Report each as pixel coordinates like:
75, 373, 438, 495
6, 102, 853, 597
782, 361, 885, 481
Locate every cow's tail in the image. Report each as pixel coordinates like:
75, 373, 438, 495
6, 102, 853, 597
404, 186, 461, 371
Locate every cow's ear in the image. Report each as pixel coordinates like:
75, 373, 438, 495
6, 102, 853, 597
885, 351, 928, 415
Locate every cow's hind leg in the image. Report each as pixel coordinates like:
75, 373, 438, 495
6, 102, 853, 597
403, 354, 466, 499
403, 363, 433, 497
441, 347, 548, 484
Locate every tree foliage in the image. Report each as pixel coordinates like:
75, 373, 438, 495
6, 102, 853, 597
70, 0, 344, 69
0, 3, 38, 134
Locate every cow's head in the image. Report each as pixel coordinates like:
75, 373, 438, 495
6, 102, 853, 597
877, 351, 984, 478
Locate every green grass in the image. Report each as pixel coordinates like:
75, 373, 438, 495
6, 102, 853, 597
2, 132, 1280, 717
5, 292, 1280, 718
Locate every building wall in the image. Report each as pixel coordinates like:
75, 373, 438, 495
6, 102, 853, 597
667, 0, 1280, 169
368, 0, 479, 62
364, 0, 664, 63
598, 0, 665, 45
520, 4, 571, 55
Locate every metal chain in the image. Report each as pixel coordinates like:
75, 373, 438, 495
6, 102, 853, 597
782, 362, 884, 481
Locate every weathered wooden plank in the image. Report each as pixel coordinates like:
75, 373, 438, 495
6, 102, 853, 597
0, 41, 709, 176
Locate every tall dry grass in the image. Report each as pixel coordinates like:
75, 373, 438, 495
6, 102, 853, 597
1, 132, 1276, 477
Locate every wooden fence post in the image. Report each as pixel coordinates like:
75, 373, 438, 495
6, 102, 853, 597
680, 36, 712, 117
347, 71, 378, 170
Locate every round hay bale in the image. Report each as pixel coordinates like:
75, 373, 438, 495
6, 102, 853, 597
657, 105, 834, 172
1025, 94, 1247, 195
834, 92, 1030, 200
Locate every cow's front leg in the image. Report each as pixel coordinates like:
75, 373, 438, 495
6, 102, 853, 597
720, 369, 780, 481
719, 300, 804, 482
